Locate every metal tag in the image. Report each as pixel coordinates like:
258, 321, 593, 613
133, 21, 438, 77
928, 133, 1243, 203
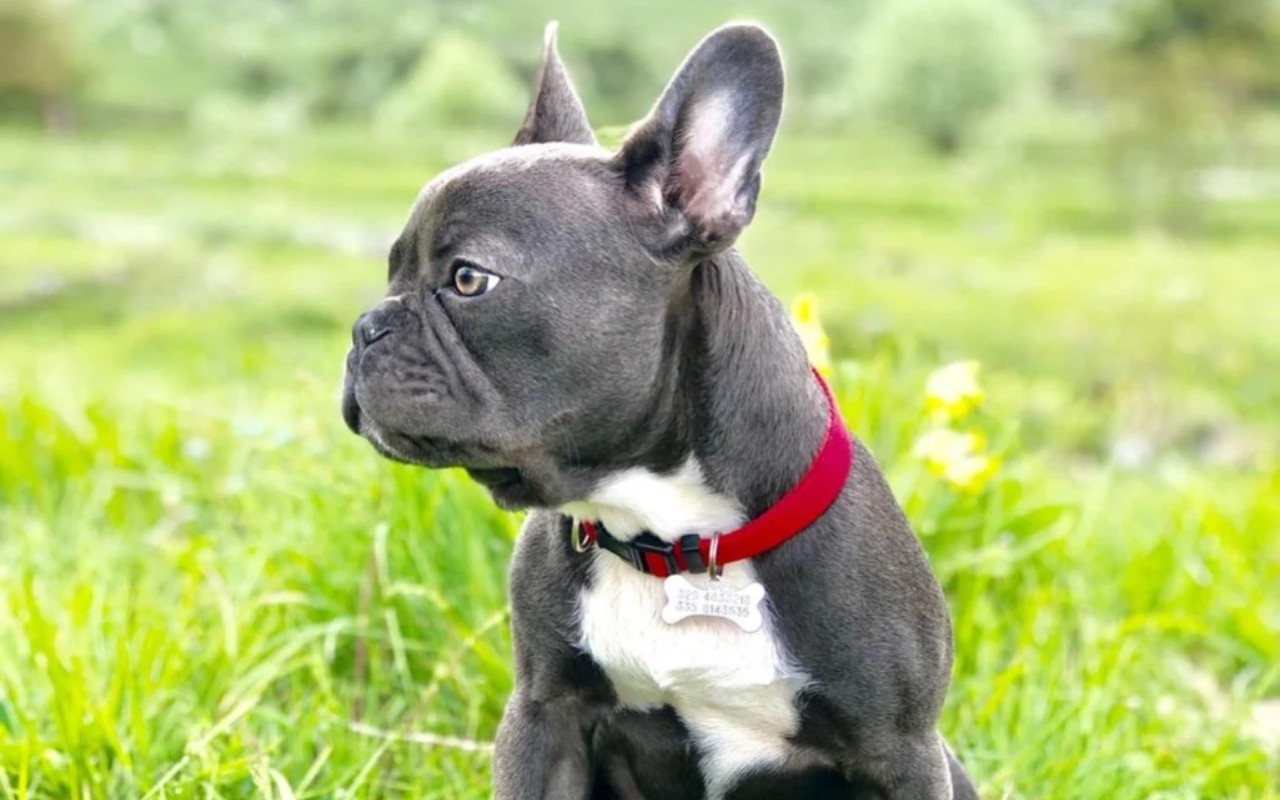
660, 574, 766, 633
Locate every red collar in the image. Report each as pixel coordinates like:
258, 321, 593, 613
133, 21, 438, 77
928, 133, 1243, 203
572, 369, 853, 578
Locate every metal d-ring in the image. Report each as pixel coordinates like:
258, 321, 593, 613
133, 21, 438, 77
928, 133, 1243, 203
570, 519, 591, 553
707, 532, 722, 582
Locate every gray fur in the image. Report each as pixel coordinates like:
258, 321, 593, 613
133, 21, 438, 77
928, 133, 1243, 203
341, 22, 979, 799
514, 23, 597, 147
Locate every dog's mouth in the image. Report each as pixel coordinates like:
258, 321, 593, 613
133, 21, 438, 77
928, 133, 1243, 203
347, 388, 538, 505
351, 404, 551, 507
343, 362, 499, 469
361, 423, 507, 470
342, 354, 558, 508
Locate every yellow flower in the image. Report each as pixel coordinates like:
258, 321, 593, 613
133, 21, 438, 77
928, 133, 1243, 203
912, 427, 999, 493
912, 428, 981, 467
790, 292, 832, 379
940, 452, 1000, 494
924, 360, 984, 421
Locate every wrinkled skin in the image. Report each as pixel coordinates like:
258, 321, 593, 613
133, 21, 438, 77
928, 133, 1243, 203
344, 143, 691, 508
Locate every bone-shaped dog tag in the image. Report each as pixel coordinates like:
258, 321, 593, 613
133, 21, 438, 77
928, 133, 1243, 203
661, 574, 766, 633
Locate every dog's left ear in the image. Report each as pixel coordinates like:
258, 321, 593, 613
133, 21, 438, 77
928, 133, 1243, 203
514, 22, 596, 146
619, 24, 784, 253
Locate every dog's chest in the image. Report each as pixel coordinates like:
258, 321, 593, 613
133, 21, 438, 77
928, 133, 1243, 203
563, 459, 812, 795
578, 551, 808, 795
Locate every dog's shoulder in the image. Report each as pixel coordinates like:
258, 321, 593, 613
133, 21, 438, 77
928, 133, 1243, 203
754, 437, 954, 734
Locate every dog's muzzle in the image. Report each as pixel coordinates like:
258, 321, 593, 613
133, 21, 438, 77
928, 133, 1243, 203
341, 363, 363, 434
342, 301, 413, 435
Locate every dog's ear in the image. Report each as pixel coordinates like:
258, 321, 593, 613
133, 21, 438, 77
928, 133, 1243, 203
513, 22, 596, 147
618, 24, 783, 254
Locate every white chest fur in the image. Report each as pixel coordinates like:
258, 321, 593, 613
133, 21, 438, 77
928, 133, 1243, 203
562, 460, 811, 798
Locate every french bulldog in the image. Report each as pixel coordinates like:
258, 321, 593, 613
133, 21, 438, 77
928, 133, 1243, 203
342, 21, 979, 800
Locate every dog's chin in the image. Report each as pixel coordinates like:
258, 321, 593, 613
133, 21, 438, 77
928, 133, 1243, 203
361, 427, 424, 466
349, 417, 417, 464
465, 467, 551, 510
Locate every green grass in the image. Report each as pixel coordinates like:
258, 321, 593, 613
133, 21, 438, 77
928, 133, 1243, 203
1, 123, 1277, 798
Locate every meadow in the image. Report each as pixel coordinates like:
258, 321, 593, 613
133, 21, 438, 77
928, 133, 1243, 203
0, 122, 1277, 798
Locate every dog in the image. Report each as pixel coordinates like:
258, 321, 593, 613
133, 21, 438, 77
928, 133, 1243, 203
341, 22, 979, 800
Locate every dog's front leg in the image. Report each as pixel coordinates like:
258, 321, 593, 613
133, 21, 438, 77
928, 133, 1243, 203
878, 733, 977, 800
493, 691, 594, 800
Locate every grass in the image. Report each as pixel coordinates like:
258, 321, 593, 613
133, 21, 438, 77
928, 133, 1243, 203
0, 122, 1277, 798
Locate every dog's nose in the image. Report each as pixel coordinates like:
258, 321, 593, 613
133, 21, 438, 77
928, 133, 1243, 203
353, 316, 393, 348
352, 303, 410, 348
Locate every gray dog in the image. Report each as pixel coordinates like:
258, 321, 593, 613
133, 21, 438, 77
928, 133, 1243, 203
342, 22, 979, 800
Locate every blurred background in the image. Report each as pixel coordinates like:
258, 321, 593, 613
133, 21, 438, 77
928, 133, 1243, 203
1, 0, 1278, 797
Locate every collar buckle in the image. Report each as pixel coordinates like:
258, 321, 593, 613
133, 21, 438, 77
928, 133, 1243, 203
629, 533, 679, 575
679, 533, 707, 575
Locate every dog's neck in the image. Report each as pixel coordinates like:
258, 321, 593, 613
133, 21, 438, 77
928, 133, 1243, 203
690, 252, 829, 515
560, 251, 829, 541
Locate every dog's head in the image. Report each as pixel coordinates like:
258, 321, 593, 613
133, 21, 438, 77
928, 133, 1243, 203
342, 23, 784, 508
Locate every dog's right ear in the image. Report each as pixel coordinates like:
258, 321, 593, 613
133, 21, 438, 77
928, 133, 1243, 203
513, 22, 596, 146
618, 24, 784, 255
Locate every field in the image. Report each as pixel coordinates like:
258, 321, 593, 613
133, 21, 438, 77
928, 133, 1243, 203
1, 124, 1278, 798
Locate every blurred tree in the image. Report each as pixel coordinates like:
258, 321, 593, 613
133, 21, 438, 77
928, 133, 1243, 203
75, 0, 438, 125
375, 32, 526, 132
0, 0, 79, 131
1084, 0, 1280, 232
854, 0, 1042, 153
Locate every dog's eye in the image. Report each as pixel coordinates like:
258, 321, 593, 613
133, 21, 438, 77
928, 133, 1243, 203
452, 264, 501, 297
